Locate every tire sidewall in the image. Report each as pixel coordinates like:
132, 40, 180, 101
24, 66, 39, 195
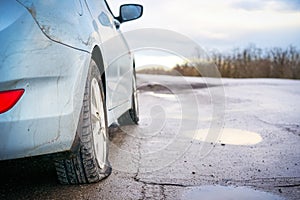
85, 60, 111, 174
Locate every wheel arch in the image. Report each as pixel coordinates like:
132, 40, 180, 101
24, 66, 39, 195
91, 46, 106, 99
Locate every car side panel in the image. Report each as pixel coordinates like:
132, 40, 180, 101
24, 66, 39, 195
85, 0, 133, 113
17, 0, 133, 115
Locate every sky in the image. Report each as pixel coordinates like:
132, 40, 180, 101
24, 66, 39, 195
106, 0, 300, 67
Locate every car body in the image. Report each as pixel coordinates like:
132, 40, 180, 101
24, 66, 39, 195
0, 0, 142, 163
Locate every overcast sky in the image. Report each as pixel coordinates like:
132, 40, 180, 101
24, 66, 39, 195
107, 0, 300, 67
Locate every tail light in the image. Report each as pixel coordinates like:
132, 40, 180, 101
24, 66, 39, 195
0, 89, 25, 114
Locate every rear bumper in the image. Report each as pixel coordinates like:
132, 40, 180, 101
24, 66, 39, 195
0, 3, 91, 160
0, 49, 91, 160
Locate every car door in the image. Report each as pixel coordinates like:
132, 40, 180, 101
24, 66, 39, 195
85, 0, 133, 112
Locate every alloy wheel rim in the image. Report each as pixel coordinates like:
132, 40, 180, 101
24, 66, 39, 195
91, 78, 106, 169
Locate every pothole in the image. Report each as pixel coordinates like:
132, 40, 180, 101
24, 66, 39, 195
181, 185, 283, 200
193, 128, 262, 146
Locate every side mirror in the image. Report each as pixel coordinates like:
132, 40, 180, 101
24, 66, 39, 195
118, 4, 143, 23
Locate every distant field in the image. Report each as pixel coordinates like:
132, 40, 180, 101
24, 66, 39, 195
137, 45, 300, 79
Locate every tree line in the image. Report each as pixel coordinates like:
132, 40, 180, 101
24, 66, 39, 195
138, 45, 300, 79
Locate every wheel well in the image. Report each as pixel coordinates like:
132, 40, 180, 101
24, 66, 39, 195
91, 46, 106, 98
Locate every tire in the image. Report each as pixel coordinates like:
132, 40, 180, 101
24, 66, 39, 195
118, 68, 139, 125
54, 59, 111, 185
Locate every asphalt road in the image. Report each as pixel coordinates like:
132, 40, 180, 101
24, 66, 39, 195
0, 74, 299, 200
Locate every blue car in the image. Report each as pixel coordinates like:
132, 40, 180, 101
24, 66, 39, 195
0, 0, 142, 184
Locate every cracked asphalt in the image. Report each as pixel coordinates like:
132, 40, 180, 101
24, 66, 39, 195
0, 74, 299, 200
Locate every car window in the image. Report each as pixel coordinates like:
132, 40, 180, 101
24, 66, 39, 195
86, 0, 112, 19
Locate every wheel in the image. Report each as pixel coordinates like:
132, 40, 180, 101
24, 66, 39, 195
118, 68, 139, 125
54, 59, 111, 185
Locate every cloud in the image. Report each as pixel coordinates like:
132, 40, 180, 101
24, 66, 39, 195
232, 1, 265, 11
231, 0, 300, 11
117, 0, 300, 50
280, 0, 300, 11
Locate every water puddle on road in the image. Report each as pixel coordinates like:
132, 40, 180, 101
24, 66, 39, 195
145, 92, 177, 100
181, 185, 283, 200
193, 128, 262, 146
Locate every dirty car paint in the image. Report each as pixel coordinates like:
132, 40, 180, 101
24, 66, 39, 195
17, 0, 94, 52
0, 1, 91, 159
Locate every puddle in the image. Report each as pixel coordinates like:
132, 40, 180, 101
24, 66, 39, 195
193, 128, 262, 145
182, 185, 283, 200
145, 92, 178, 100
